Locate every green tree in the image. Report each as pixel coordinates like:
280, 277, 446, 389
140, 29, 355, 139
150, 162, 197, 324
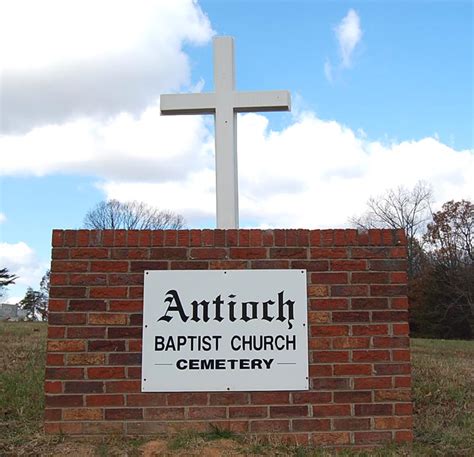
18, 270, 49, 321
0, 267, 18, 300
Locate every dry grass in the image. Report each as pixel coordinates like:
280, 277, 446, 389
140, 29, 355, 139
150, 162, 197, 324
0, 322, 472, 456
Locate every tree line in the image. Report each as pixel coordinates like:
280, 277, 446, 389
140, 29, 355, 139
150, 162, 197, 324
351, 182, 473, 340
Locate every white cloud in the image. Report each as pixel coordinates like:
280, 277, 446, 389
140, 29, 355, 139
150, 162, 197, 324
0, 242, 47, 291
1, 106, 472, 228
335, 9, 362, 68
0, 213, 5, 224
0, 0, 213, 133
324, 59, 333, 83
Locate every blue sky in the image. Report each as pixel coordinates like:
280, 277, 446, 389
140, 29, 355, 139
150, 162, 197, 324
0, 0, 473, 302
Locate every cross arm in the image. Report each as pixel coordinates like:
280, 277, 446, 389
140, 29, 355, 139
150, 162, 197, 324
160, 93, 216, 115
234, 90, 291, 113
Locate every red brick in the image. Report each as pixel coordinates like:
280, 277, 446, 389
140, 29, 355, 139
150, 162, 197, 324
170, 261, 208, 269
392, 297, 409, 309
126, 394, 166, 406
312, 404, 351, 417
369, 259, 407, 271
262, 230, 274, 246
331, 285, 368, 297
312, 351, 349, 363
88, 367, 125, 379
249, 229, 262, 246
352, 247, 391, 259
355, 431, 392, 444
209, 393, 249, 405
105, 408, 142, 420
105, 381, 141, 393
333, 364, 372, 376
127, 367, 141, 379
353, 324, 389, 336
45, 395, 83, 407
311, 325, 349, 337
251, 392, 289, 404
312, 432, 350, 445
312, 378, 350, 390
394, 376, 411, 388
67, 327, 105, 339
374, 363, 410, 375
48, 326, 65, 339
292, 419, 330, 432
375, 390, 411, 401
90, 287, 127, 298
108, 273, 143, 285
229, 406, 268, 418
177, 230, 189, 246
130, 261, 168, 272
291, 260, 328, 270
64, 230, 77, 246
274, 229, 286, 246
395, 403, 413, 415
188, 407, 226, 419
67, 354, 105, 365
49, 287, 86, 298
46, 354, 64, 365
352, 272, 390, 284
310, 247, 348, 258
50, 273, 68, 284
164, 230, 178, 246
91, 261, 129, 272
251, 260, 289, 269
64, 381, 104, 393
144, 407, 185, 420
49, 313, 86, 325
250, 420, 289, 433
332, 311, 370, 322
354, 377, 392, 389
351, 297, 388, 310
374, 337, 409, 348
375, 416, 413, 430
210, 260, 248, 269
308, 337, 331, 349
52, 230, 64, 247
69, 300, 106, 311
292, 392, 332, 403
48, 340, 85, 352
128, 340, 142, 352
270, 405, 308, 417
333, 418, 370, 430
107, 327, 141, 339
89, 314, 127, 325
229, 248, 267, 259
70, 248, 109, 259
238, 229, 250, 246
331, 260, 367, 271
45, 381, 62, 393
109, 353, 141, 365
393, 323, 410, 335
371, 285, 407, 296
308, 311, 331, 324
51, 261, 88, 272
190, 248, 227, 259
355, 404, 393, 416
44, 408, 62, 420
311, 272, 348, 284
127, 230, 140, 246
395, 430, 414, 442
69, 273, 106, 285
270, 248, 307, 259
308, 285, 329, 297
353, 350, 390, 362
334, 391, 372, 403
167, 393, 208, 406
310, 298, 348, 310
109, 300, 143, 312
48, 299, 67, 312
309, 364, 333, 377
150, 247, 186, 260
63, 408, 102, 421
88, 340, 126, 352
333, 337, 370, 349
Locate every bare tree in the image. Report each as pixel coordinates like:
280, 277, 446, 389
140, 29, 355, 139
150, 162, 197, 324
350, 181, 433, 278
0, 267, 18, 300
83, 200, 186, 230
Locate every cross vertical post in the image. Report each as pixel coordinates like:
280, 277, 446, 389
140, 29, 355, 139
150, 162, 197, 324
160, 36, 291, 229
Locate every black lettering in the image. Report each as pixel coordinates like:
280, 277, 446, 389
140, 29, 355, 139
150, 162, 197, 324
228, 294, 237, 321
231, 335, 240, 351
277, 291, 294, 330
158, 290, 189, 322
189, 359, 200, 370
201, 359, 214, 369
216, 359, 226, 369
262, 359, 274, 369
251, 359, 263, 369
176, 359, 187, 370
262, 300, 274, 322
241, 301, 258, 322
239, 359, 250, 369
191, 300, 210, 322
154, 336, 164, 351
213, 295, 224, 322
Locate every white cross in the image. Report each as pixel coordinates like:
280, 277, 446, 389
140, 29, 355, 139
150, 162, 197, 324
160, 36, 291, 229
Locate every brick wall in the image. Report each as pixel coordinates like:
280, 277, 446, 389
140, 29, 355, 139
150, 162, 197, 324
45, 228, 413, 446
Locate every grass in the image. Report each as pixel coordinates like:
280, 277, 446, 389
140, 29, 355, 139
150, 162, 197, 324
0, 322, 472, 456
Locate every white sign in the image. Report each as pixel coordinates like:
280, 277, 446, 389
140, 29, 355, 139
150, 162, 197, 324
142, 270, 309, 392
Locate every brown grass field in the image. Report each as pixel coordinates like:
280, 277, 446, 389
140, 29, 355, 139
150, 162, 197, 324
0, 322, 472, 456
